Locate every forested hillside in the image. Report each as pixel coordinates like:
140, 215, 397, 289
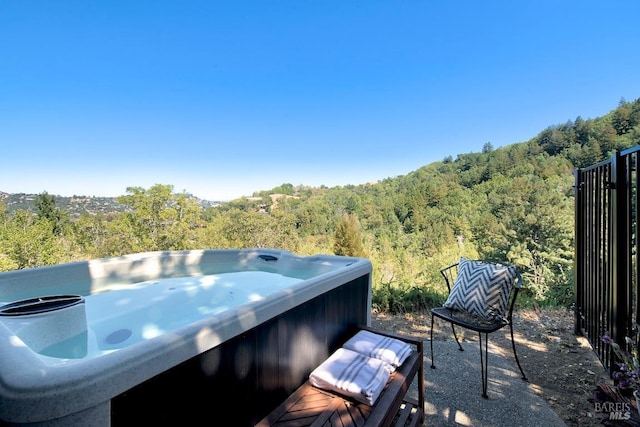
2, 98, 639, 312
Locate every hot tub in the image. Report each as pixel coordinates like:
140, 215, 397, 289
0, 249, 373, 426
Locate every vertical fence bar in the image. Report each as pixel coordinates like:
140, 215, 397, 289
603, 165, 608, 351
634, 152, 640, 330
601, 165, 611, 368
575, 168, 584, 335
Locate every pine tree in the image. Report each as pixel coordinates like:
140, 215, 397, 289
333, 213, 366, 257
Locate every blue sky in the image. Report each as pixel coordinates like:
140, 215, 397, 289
1, 1, 639, 201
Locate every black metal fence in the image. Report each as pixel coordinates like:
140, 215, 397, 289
574, 146, 639, 374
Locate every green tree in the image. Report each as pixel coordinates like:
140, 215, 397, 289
1, 210, 66, 269
71, 212, 113, 258
612, 99, 632, 135
475, 173, 574, 304
115, 184, 203, 252
333, 213, 366, 257
482, 142, 494, 153
0, 203, 19, 271
219, 208, 299, 250
35, 192, 69, 236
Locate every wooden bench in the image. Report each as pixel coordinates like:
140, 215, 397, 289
255, 326, 425, 427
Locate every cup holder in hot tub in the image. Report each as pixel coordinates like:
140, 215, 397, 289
0, 295, 85, 316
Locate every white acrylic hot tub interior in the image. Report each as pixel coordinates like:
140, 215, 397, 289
8, 271, 305, 360
0, 249, 372, 425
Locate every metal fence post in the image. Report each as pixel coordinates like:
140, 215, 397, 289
574, 168, 584, 335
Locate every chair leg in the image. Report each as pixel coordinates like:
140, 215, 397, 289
509, 323, 528, 381
430, 314, 436, 369
479, 332, 489, 399
451, 323, 463, 352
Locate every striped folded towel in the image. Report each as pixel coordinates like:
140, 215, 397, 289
342, 330, 412, 371
309, 348, 391, 405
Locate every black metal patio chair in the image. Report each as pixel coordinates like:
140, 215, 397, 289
429, 258, 528, 398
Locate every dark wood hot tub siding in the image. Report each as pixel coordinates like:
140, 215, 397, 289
111, 273, 370, 426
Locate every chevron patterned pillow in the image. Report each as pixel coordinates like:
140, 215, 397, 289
442, 258, 518, 321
